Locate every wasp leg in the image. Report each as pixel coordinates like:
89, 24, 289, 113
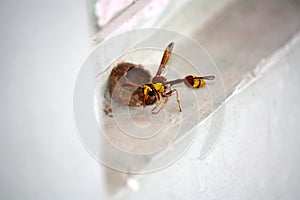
151, 90, 162, 111
172, 89, 182, 112
143, 88, 150, 107
163, 89, 182, 112
152, 96, 169, 114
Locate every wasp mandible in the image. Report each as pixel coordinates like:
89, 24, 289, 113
108, 42, 215, 114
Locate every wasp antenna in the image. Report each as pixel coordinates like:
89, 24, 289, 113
201, 75, 215, 80
122, 81, 143, 87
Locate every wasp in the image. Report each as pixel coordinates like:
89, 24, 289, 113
108, 42, 215, 114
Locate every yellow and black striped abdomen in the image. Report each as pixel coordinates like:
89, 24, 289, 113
184, 75, 206, 88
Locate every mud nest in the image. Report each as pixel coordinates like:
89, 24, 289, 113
108, 62, 157, 106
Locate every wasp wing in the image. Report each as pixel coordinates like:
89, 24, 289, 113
155, 42, 174, 76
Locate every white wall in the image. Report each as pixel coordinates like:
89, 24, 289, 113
0, 1, 106, 199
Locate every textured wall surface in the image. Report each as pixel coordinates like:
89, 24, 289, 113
103, 0, 300, 197
115, 33, 300, 199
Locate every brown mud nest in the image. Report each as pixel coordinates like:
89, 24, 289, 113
108, 62, 157, 106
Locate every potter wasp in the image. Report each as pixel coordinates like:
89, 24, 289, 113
116, 42, 215, 114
